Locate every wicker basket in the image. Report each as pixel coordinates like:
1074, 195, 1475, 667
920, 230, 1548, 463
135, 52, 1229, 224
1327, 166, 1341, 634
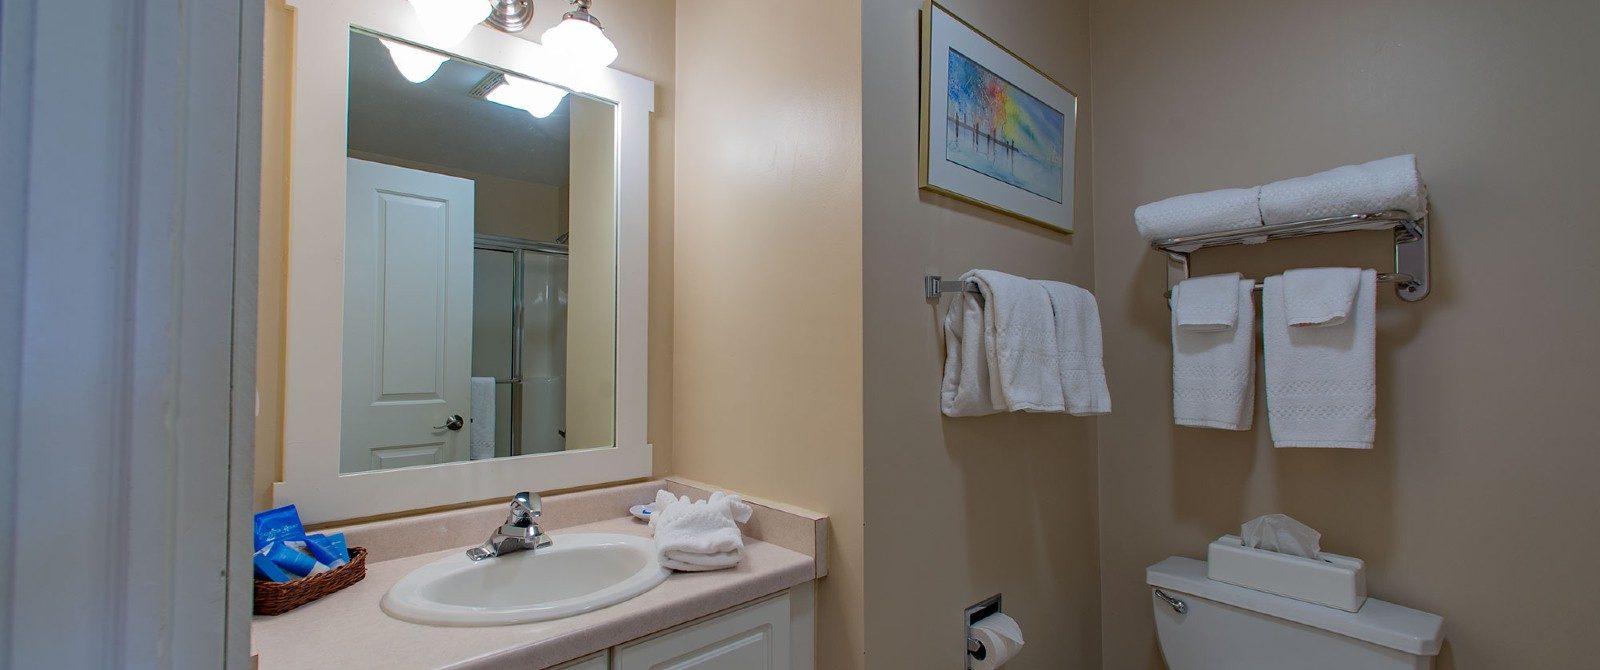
253, 547, 368, 616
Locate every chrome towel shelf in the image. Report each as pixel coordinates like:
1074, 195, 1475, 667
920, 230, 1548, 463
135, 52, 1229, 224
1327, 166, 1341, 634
1151, 210, 1430, 302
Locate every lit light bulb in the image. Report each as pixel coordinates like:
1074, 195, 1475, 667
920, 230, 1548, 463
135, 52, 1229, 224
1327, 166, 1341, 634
540, 15, 618, 71
407, 0, 492, 47
380, 39, 449, 83
485, 76, 569, 118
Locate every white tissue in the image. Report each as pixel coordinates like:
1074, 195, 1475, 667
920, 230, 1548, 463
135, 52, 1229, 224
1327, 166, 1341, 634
1241, 513, 1321, 559
969, 612, 1025, 670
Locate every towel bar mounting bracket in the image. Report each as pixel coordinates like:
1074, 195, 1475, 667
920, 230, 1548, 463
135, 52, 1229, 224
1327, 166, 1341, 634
1154, 210, 1430, 302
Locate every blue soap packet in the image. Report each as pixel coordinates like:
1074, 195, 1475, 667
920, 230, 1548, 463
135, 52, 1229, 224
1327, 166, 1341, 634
263, 540, 326, 578
324, 532, 351, 563
304, 534, 347, 568
253, 505, 306, 551
253, 552, 293, 583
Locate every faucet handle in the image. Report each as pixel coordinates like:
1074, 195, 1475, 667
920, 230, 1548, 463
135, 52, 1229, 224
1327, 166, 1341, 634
509, 491, 541, 521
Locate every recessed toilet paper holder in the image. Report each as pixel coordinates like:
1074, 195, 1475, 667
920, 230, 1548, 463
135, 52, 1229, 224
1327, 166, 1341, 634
964, 593, 1002, 668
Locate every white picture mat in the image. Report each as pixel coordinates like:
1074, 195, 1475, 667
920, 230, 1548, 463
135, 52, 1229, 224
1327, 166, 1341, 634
924, 5, 1076, 231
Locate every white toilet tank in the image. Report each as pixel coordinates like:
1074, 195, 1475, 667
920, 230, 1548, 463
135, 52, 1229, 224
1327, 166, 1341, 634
1147, 557, 1443, 670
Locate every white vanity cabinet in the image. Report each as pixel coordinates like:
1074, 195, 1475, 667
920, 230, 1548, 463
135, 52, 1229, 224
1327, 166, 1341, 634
551, 651, 611, 670
544, 586, 814, 670
614, 593, 791, 670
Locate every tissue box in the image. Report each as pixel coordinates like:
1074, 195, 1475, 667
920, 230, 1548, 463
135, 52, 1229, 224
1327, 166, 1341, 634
1206, 535, 1367, 612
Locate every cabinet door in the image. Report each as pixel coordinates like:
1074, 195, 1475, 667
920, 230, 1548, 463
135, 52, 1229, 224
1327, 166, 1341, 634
614, 594, 790, 670
549, 650, 609, 670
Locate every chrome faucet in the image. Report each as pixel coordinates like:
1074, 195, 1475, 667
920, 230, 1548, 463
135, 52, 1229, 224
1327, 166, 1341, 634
466, 491, 553, 561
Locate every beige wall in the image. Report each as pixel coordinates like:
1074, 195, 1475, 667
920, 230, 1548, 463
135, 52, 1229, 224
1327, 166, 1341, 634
254, 0, 677, 509
860, 0, 1101, 667
670, 1, 865, 668
1089, 1, 1600, 667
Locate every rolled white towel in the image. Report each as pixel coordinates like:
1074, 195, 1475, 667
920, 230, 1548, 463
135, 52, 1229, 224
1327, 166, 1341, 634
649, 490, 753, 572
1134, 186, 1263, 243
1259, 154, 1427, 225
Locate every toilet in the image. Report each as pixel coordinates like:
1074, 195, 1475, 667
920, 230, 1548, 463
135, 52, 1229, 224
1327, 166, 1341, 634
1147, 557, 1444, 670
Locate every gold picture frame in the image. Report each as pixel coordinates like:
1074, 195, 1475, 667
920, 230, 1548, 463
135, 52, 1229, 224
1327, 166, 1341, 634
919, 0, 1079, 233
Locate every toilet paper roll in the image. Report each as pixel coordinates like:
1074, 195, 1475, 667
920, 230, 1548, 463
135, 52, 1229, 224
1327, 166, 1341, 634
969, 612, 1024, 670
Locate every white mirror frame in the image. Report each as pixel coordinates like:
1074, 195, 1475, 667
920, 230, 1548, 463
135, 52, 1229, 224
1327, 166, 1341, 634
276, 0, 652, 523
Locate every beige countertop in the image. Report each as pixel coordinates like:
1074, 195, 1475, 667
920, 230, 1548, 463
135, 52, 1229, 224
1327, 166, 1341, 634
252, 480, 825, 670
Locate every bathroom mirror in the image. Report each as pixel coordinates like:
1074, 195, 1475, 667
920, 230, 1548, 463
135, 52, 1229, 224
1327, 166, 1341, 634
278, 0, 653, 523
341, 29, 616, 473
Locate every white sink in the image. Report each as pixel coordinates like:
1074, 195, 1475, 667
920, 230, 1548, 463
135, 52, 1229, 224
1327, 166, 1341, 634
381, 533, 669, 626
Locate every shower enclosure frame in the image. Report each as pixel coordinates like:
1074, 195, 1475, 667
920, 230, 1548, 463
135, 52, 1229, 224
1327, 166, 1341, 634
475, 233, 569, 458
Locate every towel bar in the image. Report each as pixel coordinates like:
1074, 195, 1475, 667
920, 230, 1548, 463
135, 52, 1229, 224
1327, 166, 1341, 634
1151, 210, 1430, 303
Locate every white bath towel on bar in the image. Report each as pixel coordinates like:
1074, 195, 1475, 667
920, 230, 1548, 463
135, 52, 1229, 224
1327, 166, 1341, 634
1134, 186, 1264, 243
1263, 270, 1377, 448
1172, 277, 1256, 430
1039, 280, 1111, 416
940, 270, 1065, 415
1259, 154, 1427, 225
941, 280, 1001, 417
469, 376, 496, 460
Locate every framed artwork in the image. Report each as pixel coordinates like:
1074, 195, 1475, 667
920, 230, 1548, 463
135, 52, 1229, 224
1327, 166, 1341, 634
920, 1, 1078, 233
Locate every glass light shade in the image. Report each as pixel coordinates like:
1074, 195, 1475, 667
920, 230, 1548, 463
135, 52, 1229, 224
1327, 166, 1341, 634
485, 76, 569, 118
407, 0, 492, 46
380, 39, 449, 83
539, 18, 618, 70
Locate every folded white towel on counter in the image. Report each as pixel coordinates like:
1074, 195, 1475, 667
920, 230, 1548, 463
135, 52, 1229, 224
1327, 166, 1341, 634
968, 270, 1065, 414
1134, 186, 1264, 243
1284, 267, 1361, 328
469, 377, 496, 460
650, 490, 754, 572
1173, 273, 1245, 332
1259, 154, 1427, 225
1039, 281, 1111, 416
1172, 277, 1256, 430
1263, 270, 1377, 448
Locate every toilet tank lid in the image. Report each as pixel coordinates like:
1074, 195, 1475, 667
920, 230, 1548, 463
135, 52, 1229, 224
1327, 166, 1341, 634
1147, 557, 1444, 656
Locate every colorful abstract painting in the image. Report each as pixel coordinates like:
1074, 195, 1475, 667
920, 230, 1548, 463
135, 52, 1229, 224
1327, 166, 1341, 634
943, 48, 1066, 203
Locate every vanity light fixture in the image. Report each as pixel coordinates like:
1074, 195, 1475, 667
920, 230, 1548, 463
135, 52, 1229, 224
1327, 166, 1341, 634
406, 0, 492, 47
486, 0, 535, 33
380, 39, 449, 83
479, 72, 569, 119
540, 0, 618, 71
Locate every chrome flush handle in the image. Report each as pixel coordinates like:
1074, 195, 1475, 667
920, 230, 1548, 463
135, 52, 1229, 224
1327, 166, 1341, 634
1153, 588, 1187, 614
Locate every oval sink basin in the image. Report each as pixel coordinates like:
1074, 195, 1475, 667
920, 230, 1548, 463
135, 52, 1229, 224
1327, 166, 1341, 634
381, 533, 669, 626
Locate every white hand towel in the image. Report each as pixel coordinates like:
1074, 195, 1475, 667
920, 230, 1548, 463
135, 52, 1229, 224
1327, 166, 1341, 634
469, 376, 496, 460
1173, 273, 1244, 332
970, 270, 1064, 414
1263, 270, 1377, 448
1284, 267, 1361, 327
941, 280, 1001, 417
649, 490, 753, 572
1134, 186, 1263, 243
1038, 280, 1111, 416
1259, 154, 1427, 225
1172, 277, 1255, 430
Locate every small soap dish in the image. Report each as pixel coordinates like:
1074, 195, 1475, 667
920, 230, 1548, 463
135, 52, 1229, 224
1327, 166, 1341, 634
1207, 535, 1366, 612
